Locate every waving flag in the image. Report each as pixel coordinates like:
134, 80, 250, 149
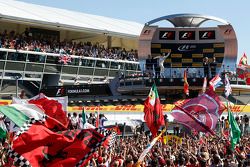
9, 122, 113, 167
137, 128, 166, 166
0, 104, 67, 134
237, 53, 248, 79
184, 69, 189, 96
209, 75, 223, 91
144, 84, 165, 137
0, 118, 7, 139
171, 90, 225, 133
228, 103, 241, 149
12, 93, 69, 127
224, 74, 232, 98
29, 97, 69, 128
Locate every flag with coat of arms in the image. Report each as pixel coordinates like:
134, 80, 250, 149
143, 84, 165, 137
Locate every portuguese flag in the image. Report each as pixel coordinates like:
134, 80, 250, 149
143, 84, 165, 137
237, 53, 248, 79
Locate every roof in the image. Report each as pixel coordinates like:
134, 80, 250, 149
0, 0, 144, 38
146, 13, 230, 27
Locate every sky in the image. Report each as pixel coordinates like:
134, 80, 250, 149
19, 0, 250, 62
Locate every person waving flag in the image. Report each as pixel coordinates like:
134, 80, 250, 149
143, 84, 165, 137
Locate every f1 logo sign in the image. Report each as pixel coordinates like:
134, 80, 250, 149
56, 87, 65, 96
199, 31, 215, 40
202, 32, 211, 38
179, 31, 195, 40
181, 32, 192, 39
159, 31, 175, 40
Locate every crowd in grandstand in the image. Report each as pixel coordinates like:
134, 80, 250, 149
62, 112, 250, 166
0, 111, 249, 166
0, 29, 138, 61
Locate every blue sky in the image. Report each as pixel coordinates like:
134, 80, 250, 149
19, 0, 250, 62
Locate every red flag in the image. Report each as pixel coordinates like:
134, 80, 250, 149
143, 84, 165, 137
246, 73, 250, 85
171, 90, 225, 133
10, 122, 112, 167
184, 69, 189, 96
29, 97, 69, 128
237, 53, 248, 79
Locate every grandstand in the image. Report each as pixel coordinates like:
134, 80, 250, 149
0, 0, 143, 98
0, 1, 249, 118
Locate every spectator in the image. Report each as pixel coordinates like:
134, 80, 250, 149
210, 56, 217, 78
71, 112, 78, 129
203, 57, 210, 78
243, 115, 249, 135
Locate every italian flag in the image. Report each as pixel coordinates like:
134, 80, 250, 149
0, 104, 47, 137
143, 84, 165, 137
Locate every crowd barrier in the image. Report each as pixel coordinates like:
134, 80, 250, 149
0, 100, 249, 113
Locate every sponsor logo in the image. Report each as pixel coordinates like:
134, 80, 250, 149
159, 31, 175, 40
67, 89, 90, 94
178, 44, 197, 52
199, 31, 215, 40
179, 31, 195, 40
56, 88, 65, 96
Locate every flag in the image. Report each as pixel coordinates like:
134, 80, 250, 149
29, 97, 69, 128
209, 75, 223, 91
9, 121, 113, 167
202, 77, 207, 93
137, 128, 166, 165
224, 74, 232, 98
13, 93, 69, 112
82, 107, 87, 126
237, 53, 248, 79
143, 84, 165, 137
0, 105, 30, 128
184, 69, 189, 96
228, 103, 241, 149
171, 90, 225, 133
12, 94, 69, 128
0, 104, 66, 134
0, 118, 7, 139
58, 54, 72, 65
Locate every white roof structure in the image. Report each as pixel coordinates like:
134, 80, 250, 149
0, 0, 144, 38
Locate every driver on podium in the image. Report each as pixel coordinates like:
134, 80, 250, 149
158, 52, 171, 78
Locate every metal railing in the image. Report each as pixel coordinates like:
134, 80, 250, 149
0, 48, 141, 91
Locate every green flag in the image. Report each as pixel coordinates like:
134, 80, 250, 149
0, 106, 29, 127
0, 120, 7, 139
228, 104, 241, 149
82, 107, 87, 126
